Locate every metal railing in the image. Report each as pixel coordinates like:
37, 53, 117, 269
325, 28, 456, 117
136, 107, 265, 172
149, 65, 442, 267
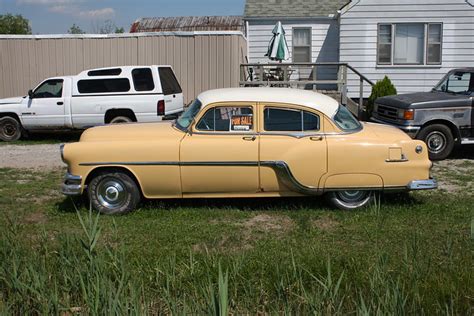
239, 62, 374, 117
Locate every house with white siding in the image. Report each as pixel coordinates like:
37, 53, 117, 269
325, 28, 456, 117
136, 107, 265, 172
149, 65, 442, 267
244, 0, 474, 98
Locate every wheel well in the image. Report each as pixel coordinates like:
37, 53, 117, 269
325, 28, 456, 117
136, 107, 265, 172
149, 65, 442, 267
0, 112, 21, 124
85, 167, 143, 196
421, 119, 461, 143
104, 109, 137, 124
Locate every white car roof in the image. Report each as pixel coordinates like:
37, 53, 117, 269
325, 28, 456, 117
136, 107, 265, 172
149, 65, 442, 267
76, 65, 173, 76
197, 88, 340, 117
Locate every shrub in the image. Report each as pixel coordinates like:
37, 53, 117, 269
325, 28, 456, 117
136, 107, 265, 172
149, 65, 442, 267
367, 76, 397, 117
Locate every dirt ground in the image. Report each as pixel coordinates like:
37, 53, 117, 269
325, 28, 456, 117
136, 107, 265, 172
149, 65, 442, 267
0, 144, 65, 170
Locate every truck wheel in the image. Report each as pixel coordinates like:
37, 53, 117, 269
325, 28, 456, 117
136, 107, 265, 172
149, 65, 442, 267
417, 124, 454, 160
88, 171, 141, 215
0, 116, 22, 141
326, 190, 374, 211
109, 116, 133, 124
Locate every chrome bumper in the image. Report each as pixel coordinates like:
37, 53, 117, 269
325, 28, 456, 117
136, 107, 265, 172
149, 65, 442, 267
407, 178, 438, 190
61, 172, 83, 196
371, 117, 421, 138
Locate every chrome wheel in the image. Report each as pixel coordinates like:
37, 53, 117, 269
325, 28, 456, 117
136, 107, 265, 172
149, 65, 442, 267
327, 190, 374, 211
97, 179, 127, 209
426, 131, 446, 154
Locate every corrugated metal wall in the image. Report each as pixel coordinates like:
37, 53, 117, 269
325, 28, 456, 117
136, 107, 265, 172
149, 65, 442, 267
0, 32, 247, 104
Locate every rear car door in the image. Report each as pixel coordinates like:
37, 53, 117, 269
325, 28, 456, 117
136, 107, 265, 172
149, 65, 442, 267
22, 78, 68, 128
158, 67, 184, 115
258, 103, 327, 193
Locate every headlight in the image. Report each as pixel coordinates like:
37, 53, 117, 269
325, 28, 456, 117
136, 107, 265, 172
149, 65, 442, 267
60, 144, 65, 163
398, 109, 415, 120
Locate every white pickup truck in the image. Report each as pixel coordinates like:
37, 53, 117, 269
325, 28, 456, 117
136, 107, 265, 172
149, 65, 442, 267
0, 65, 184, 141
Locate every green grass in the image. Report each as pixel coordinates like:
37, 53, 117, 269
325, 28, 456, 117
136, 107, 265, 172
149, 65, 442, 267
0, 166, 473, 314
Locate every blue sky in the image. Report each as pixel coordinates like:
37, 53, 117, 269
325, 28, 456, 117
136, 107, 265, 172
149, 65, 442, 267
0, 0, 246, 34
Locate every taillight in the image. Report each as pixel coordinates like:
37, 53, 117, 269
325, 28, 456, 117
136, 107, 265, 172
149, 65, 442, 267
157, 100, 165, 116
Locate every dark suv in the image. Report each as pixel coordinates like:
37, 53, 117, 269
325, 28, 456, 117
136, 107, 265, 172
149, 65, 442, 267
371, 68, 474, 160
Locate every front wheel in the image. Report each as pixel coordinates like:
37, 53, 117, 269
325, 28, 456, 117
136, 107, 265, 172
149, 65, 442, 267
417, 124, 454, 160
88, 171, 141, 215
0, 116, 22, 141
326, 190, 374, 211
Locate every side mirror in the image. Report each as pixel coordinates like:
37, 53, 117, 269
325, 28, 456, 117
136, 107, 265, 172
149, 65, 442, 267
28, 90, 34, 99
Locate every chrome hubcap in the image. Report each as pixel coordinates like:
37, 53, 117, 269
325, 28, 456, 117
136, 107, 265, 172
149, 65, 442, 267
336, 190, 368, 203
97, 179, 127, 208
426, 131, 446, 154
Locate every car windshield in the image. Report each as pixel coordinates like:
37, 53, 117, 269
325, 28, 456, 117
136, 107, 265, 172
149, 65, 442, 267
333, 105, 362, 132
433, 71, 473, 95
175, 99, 202, 131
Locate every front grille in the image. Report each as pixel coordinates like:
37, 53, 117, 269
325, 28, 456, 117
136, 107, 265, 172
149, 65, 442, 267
376, 104, 398, 120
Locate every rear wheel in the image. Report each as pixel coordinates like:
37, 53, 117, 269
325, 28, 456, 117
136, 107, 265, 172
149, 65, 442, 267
109, 116, 133, 124
326, 190, 374, 211
417, 124, 454, 160
88, 171, 141, 215
0, 116, 22, 141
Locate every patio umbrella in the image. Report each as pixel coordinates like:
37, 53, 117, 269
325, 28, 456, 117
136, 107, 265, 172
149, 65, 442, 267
265, 21, 289, 61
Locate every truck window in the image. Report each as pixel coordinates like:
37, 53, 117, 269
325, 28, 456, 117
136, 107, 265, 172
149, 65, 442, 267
33, 79, 63, 98
158, 67, 182, 95
77, 79, 130, 94
132, 68, 155, 91
87, 68, 122, 76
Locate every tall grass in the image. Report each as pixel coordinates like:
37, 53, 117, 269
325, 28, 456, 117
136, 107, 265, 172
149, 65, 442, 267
0, 205, 472, 314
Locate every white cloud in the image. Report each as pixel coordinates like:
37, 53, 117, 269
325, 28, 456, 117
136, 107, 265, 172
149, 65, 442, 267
78, 7, 115, 19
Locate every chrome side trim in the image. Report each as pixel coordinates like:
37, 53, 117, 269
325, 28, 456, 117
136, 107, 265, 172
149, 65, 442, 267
260, 161, 321, 195
79, 161, 259, 167
407, 178, 438, 190
61, 172, 83, 196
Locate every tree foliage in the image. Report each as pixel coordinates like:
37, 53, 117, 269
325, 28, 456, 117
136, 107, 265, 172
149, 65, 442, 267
0, 14, 31, 34
68, 24, 85, 34
93, 20, 125, 34
367, 76, 397, 116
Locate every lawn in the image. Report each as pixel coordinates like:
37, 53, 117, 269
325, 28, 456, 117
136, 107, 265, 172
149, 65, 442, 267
0, 164, 472, 314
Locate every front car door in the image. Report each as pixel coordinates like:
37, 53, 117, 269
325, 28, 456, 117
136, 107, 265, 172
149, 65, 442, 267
258, 103, 327, 194
22, 78, 66, 128
180, 102, 259, 195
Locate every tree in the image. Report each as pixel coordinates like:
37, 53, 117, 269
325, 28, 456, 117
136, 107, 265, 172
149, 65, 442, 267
367, 76, 397, 117
68, 24, 85, 34
0, 14, 31, 34
92, 20, 125, 34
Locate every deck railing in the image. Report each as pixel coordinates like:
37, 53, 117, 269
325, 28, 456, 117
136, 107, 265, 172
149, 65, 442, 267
239, 62, 374, 117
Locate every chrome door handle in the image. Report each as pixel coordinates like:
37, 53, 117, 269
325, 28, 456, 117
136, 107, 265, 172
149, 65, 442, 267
242, 135, 257, 141
310, 136, 323, 141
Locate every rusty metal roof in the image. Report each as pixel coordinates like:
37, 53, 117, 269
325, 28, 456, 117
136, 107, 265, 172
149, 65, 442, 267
130, 16, 244, 33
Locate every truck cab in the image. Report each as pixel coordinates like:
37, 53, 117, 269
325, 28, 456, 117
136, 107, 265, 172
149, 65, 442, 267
371, 68, 474, 160
0, 65, 184, 141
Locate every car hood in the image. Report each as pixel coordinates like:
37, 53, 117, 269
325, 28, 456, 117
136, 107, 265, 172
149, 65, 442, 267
79, 121, 185, 142
0, 96, 24, 105
376, 91, 468, 109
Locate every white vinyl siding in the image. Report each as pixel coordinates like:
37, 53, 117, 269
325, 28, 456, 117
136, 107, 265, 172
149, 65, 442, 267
340, 0, 474, 97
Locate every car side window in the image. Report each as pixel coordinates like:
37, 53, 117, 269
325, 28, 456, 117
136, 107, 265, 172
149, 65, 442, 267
264, 107, 319, 132
196, 106, 254, 132
33, 79, 63, 99
132, 68, 155, 91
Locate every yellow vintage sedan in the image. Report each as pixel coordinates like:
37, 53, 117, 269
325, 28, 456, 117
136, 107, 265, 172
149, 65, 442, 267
61, 88, 437, 214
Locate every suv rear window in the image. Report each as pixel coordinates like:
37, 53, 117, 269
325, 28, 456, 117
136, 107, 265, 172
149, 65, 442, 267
132, 68, 155, 91
78, 78, 130, 94
158, 67, 182, 95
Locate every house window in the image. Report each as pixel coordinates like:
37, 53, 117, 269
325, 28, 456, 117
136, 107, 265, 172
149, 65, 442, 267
293, 28, 311, 62
377, 23, 442, 66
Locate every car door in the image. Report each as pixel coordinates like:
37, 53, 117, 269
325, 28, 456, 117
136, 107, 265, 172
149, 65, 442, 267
180, 102, 259, 195
258, 103, 327, 193
158, 67, 184, 115
22, 78, 67, 128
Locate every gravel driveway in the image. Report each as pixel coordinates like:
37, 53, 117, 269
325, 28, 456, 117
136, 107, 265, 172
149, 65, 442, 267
0, 144, 65, 170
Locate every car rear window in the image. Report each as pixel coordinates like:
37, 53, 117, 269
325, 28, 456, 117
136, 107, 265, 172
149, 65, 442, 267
132, 68, 155, 91
77, 78, 131, 94
158, 67, 182, 95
